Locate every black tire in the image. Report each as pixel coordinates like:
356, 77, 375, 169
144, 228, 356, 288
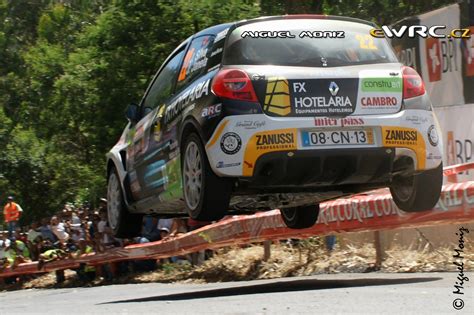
280, 204, 320, 229
181, 132, 232, 221
390, 163, 443, 212
107, 168, 143, 238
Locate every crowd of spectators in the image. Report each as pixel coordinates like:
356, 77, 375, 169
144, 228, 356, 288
0, 199, 212, 285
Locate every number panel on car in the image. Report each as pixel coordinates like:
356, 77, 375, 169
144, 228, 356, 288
301, 128, 374, 147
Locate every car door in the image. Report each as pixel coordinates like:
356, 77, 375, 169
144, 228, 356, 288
127, 47, 186, 202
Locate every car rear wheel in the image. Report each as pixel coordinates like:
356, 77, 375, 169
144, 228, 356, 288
107, 169, 143, 238
280, 204, 320, 229
182, 132, 232, 221
390, 163, 443, 212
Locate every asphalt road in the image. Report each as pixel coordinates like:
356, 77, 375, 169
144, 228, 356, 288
1, 272, 472, 314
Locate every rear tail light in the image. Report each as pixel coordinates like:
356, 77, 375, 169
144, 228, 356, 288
211, 69, 258, 102
402, 66, 425, 99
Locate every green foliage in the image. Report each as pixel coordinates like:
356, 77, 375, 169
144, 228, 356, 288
0, 0, 458, 224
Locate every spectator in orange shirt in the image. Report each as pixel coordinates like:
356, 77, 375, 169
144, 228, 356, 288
3, 196, 23, 238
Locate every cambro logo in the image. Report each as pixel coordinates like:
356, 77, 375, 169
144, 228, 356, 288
264, 77, 291, 116
361, 97, 398, 107
361, 78, 402, 92
256, 132, 294, 150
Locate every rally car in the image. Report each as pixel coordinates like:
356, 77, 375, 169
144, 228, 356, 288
106, 15, 443, 237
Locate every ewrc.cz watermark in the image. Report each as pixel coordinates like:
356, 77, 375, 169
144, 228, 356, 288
452, 227, 470, 310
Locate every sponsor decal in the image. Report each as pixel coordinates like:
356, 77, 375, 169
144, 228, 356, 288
264, 78, 359, 116
201, 103, 222, 118
243, 129, 297, 176
153, 106, 166, 142
361, 78, 402, 92
240, 30, 345, 39
168, 150, 179, 160
178, 48, 195, 82
242, 30, 296, 38
294, 95, 352, 111
220, 132, 242, 155
190, 37, 211, 75
427, 125, 439, 146
370, 25, 471, 39
182, 103, 195, 116
210, 47, 223, 57
216, 161, 241, 169
235, 120, 266, 130
427, 152, 442, 160
405, 115, 428, 125
291, 79, 357, 116
256, 132, 295, 150
426, 37, 460, 83
264, 77, 291, 116
252, 74, 265, 81
165, 78, 210, 123
384, 129, 418, 145
215, 28, 229, 42
328, 81, 339, 96
355, 34, 378, 50
426, 37, 442, 82
314, 117, 365, 127
447, 131, 473, 168
382, 126, 426, 169
462, 26, 474, 77
361, 97, 398, 107
299, 31, 344, 38
394, 45, 418, 70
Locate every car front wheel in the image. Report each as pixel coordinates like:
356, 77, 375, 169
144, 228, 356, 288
182, 132, 232, 221
390, 163, 443, 212
107, 168, 143, 238
280, 204, 320, 229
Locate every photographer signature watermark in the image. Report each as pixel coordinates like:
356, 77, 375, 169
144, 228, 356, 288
452, 227, 470, 310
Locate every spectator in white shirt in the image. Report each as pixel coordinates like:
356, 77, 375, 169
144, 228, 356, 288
50, 216, 69, 244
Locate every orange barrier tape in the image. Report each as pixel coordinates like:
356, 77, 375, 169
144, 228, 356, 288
2, 179, 474, 278
443, 161, 474, 178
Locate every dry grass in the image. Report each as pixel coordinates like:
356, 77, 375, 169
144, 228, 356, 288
2, 239, 473, 291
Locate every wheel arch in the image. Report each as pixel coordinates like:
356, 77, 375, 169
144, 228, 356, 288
179, 117, 206, 152
106, 154, 133, 206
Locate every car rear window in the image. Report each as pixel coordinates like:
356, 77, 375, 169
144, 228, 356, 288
223, 19, 397, 67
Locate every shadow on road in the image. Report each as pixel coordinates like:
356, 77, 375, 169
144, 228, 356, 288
102, 276, 442, 304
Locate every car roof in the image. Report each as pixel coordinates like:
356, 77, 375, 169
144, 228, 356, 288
196, 14, 376, 36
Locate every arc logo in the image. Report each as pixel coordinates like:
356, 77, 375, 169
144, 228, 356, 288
264, 77, 291, 116
426, 37, 441, 82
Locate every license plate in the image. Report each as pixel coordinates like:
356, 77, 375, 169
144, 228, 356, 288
302, 129, 374, 146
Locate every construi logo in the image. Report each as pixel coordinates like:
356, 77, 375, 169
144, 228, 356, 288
370, 25, 471, 39
361, 77, 402, 92
264, 77, 291, 116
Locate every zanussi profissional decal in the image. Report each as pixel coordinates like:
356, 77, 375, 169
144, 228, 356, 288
243, 128, 297, 176
264, 77, 291, 116
382, 126, 426, 170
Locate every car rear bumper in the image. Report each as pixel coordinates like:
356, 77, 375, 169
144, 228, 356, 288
246, 148, 394, 188
205, 109, 443, 179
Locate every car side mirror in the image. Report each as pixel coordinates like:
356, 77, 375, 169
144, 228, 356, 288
125, 103, 139, 123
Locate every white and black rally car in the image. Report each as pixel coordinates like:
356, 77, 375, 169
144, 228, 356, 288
106, 15, 443, 237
